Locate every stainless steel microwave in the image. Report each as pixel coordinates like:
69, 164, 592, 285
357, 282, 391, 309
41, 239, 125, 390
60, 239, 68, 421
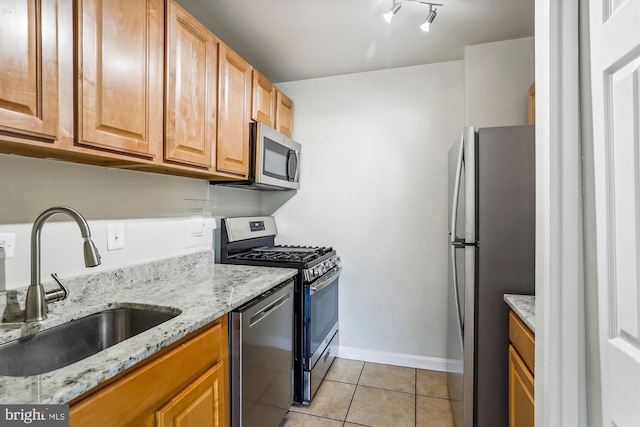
211, 122, 301, 190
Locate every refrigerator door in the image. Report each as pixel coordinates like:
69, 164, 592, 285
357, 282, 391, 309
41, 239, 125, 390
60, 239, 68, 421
447, 136, 465, 425
447, 127, 476, 427
461, 127, 477, 427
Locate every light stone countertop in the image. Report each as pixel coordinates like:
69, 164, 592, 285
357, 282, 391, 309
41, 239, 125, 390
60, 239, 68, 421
0, 250, 297, 404
504, 294, 535, 333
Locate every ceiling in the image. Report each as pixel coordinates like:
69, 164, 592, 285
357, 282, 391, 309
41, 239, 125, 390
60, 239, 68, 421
176, 0, 534, 83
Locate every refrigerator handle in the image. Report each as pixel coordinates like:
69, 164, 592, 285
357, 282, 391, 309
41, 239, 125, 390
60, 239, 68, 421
450, 245, 465, 336
449, 133, 465, 339
450, 135, 464, 244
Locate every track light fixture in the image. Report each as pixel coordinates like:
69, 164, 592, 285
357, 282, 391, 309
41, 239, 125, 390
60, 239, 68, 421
383, 1, 402, 23
383, 1, 443, 32
420, 5, 438, 32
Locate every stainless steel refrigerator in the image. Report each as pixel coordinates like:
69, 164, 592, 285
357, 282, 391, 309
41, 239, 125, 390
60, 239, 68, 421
446, 125, 535, 427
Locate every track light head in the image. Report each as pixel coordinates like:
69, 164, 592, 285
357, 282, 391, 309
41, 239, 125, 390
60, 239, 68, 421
420, 6, 438, 32
383, 2, 402, 23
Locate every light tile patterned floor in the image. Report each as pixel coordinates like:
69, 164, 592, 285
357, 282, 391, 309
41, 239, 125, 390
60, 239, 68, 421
281, 358, 455, 427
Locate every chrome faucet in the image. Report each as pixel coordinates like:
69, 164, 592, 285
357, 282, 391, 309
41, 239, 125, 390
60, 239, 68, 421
24, 207, 101, 322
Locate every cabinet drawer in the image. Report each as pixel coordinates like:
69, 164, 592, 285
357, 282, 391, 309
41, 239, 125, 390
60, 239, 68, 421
509, 311, 535, 373
70, 317, 226, 426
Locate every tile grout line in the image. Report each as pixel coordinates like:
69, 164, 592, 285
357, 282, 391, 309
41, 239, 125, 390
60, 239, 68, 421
414, 368, 418, 427
342, 362, 367, 426
341, 361, 367, 425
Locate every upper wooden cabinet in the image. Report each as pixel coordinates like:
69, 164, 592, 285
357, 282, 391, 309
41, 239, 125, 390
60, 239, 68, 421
251, 70, 276, 128
276, 90, 294, 138
217, 43, 251, 178
0, 0, 59, 142
252, 70, 295, 138
165, 0, 218, 169
76, 0, 164, 159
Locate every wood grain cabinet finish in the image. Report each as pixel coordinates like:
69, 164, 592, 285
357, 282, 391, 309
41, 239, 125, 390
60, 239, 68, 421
508, 346, 534, 427
276, 90, 294, 138
76, 0, 163, 159
69, 316, 229, 427
251, 70, 276, 128
165, 0, 218, 169
508, 311, 535, 427
156, 362, 225, 427
217, 43, 251, 177
0, 0, 59, 142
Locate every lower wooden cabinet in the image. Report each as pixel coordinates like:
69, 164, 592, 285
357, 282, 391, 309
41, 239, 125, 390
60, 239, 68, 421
156, 363, 225, 427
508, 345, 534, 427
69, 315, 229, 427
508, 311, 535, 427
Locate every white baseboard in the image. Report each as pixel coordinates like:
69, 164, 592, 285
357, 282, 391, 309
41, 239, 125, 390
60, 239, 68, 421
337, 346, 454, 372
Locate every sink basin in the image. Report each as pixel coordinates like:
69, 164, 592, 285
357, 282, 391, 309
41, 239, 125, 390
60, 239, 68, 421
0, 307, 180, 377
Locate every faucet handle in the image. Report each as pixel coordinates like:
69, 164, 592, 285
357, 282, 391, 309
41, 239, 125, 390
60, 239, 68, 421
46, 273, 69, 303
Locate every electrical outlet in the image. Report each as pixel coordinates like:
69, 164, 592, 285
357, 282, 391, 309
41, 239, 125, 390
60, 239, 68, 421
0, 233, 16, 259
107, 223, 125, 251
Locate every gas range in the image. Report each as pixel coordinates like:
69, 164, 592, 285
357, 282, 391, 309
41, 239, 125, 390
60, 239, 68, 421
217, 216, 341, 405
227, 245, 339, 282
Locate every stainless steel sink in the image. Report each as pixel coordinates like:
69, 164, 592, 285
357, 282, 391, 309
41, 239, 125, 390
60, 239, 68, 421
0, 307, 180, 377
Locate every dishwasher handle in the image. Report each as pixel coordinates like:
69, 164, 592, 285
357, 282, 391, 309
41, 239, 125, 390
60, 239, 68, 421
249, 293, 290, 327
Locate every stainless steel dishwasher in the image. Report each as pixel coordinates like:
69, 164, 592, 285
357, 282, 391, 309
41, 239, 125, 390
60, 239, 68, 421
230, 278, 294, 427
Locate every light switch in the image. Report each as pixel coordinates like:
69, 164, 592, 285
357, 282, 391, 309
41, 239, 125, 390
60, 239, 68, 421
107, 223, 125, 251
0, 233, 16, 259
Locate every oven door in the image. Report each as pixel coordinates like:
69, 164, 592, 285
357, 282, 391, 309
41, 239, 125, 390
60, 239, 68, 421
304, 267, 341, 370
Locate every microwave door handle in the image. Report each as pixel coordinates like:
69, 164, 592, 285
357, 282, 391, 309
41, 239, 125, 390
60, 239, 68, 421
293, 150, 300, 182
286, 149, 298, 182
285, 150, 292, 181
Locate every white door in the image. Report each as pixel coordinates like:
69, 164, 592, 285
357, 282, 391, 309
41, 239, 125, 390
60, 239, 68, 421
589, 1, 640, 425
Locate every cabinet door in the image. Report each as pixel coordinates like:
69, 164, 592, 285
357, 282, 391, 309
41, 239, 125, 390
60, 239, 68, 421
508, 345, 534, 427
0, 0, 58, 141
76, 0, 163, 159
251, 70, 276, 128
217, 44, 251, 177
165, 1, 217, 168
276, 90, 294, 138
156, 362, 227, 427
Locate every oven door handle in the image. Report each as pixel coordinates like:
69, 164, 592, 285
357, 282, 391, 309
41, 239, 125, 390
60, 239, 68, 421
310, 267, 342, 294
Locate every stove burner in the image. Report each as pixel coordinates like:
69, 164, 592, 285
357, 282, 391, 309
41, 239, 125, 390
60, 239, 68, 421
229, 245, 333, 264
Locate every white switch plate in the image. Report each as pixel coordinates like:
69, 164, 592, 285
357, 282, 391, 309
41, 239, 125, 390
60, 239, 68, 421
0, 233, 16, 259
107, 223, 125, 251
185, 217, 215, 248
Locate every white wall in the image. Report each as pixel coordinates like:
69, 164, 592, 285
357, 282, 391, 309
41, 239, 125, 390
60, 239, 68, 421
270, 61, 465, 369
0, 154, 262, 291
465, 37, 535, 127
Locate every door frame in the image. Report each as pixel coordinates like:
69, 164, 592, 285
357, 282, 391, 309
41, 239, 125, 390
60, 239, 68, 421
534, 0, 589, 426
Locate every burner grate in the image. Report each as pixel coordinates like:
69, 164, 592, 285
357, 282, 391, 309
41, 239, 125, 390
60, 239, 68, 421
229, 245, 333, 264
